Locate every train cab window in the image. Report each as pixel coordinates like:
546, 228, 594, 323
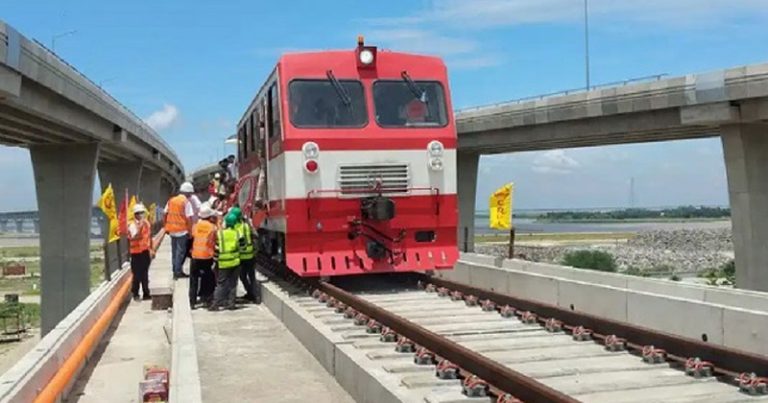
289, 79, 367, 128
373, 81, 448, 128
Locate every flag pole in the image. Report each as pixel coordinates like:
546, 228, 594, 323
508, 227, 515, 259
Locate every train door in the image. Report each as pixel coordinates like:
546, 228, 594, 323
264, 81, 286, 261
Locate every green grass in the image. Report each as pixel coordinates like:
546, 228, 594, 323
0, 245, 101, 259
562, 250, 617, 272
0, 302, 40, 328
0, 257, 106, 295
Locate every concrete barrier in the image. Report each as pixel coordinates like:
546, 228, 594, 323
496, 256, 768, 313
168, 281, 202, 403
258, 277, 422, 403
0, 268, 131, 402
439, 258, 768, 355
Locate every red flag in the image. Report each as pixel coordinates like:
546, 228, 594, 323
118, 190, 129, 236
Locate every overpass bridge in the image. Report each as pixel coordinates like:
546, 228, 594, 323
453, 62, 768, 292
0, 20, 184, 334
0, 208, 105, 235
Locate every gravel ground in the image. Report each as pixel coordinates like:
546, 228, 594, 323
477, 228, 733, 274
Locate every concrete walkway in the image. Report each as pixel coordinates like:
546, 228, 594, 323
66, 242, 174, 403
193, 300, 354, 403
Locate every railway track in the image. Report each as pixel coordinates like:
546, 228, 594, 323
258, 257, 768, 402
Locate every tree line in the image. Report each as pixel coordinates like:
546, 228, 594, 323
539, 206, 730, 221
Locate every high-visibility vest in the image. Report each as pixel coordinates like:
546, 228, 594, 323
130, 219, 151, 254
217, 228, 240, 269
191, 220, 216, 259
164, 195, 189, 233
235, 222, 255, 260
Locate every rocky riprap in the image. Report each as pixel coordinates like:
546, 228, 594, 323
475, 228, 733, 274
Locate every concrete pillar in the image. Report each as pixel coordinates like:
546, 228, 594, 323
721, 123, 768, 291
14, 220, 23, 233
0, 220, 7, 233
139, 168, 162, 206
457, 151, 480, 253
98, 161, 143, 203
32, 219, 39, 234
30, 143, 99, 335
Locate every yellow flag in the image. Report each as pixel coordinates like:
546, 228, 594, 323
128, 195, 137, 223
97, 184, 120, 243
147, 203, 157, 224
489, 183, 513, 230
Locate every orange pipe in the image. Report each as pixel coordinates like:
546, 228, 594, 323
33, 271, 132, 403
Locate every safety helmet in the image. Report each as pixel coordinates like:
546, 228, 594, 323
224, 213, 238, 228
133, 203, 147, 214
230, 206, 242, 221
199, 203, 214, 219
214, 173, 221, 179
180, 182, 194, 193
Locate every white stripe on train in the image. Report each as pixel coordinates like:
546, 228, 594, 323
257, 149, 457, 201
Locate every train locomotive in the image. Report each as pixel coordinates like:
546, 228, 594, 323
233, 37, 458, 277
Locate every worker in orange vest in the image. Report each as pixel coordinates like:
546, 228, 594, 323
189, 203, 219, 309
129, 203, 152, 301
164, 182, 195, 279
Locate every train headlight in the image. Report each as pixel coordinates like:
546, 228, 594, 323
302, 141, 320, 159
427, 140, 444, 157
428, 157, 444, 171
359, 49, 374, 65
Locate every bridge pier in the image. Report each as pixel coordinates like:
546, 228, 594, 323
32, 219, 39, 234
457, 151, 480, 253
30, 143, 99, 335
139, 168, 162, 206
0, 219, 7, 233
14, 220, 23, 233
98, 161, 143, 202
721, 123, 768, 292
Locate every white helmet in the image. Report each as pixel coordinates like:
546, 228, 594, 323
199, 204, 214, 219
180, 182, 194, 193
133, 203, 147, 214
214, 173, 221, 179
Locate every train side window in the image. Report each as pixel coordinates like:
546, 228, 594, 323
249, 111, 258, 153
243, 116, 251, 160
237, 127, 245, 161
269, 83, 281, 139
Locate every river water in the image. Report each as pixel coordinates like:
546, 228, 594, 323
474, 217, 731, 235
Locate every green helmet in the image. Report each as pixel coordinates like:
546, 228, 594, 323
231, 206, 242, 221
224, 213, 238, 228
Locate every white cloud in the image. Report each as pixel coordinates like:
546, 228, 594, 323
362, 0, 767, 71
532, 149, 580, 175
145, 104, 180, 131
367, 29, 501, 69
370, 29, 476, 55
372, 0, 768, 29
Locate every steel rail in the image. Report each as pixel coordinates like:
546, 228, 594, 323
315, 281, 578, 403
420, 274, 768, 379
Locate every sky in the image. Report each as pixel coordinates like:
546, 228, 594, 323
1, 0, 768, 211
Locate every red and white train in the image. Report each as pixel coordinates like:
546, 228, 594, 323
233, 37, 458, 277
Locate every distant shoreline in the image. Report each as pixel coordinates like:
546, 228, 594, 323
532, 217, 729, 224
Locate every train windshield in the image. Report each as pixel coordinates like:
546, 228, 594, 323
373, 81, 448, 128
289, 79, 367, 128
